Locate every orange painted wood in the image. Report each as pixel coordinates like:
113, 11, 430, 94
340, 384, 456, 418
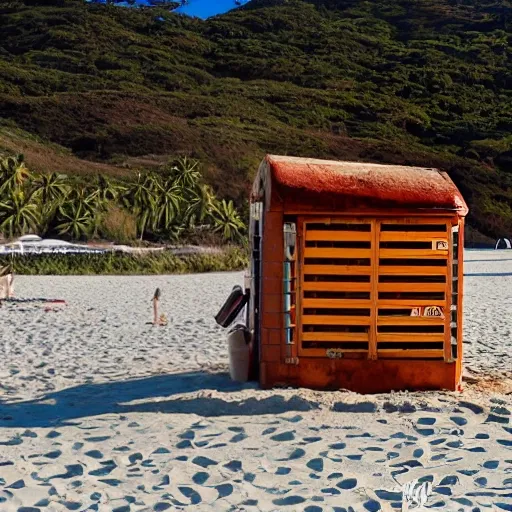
456, 219, 464, 388
302, 332, 369, 342
377, 350, 444, 359
298, 348, 368, 357
261, 344, 281, 363
377, 333, 443, 343
306, 230, 372, 242
378, 218, 451, 224
377, 316, 444, 325
302, 315, 371, 325
377, 299, 446, 306
256, 206, 464, 393
303, 265, 371, 275
377, 282, 446, 292
266, 328, 282, 345
259, 358, 459, 392
304, 247, 372, 259
262, 261, 283, 277
378, 266, 447, 275
262, 312, 281, 329
261, 293, 283, 314
444, 221, 453, 362
369, 219, 379, 360
262, 277, 283, 295
303, 217, 373, 225
379, 249, 448, 258
302, 281, 372, 292
302, 298, 372, 308
286, 209, 459, 217
379, 232, 449, 242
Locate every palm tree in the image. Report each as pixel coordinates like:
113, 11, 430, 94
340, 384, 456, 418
55, 202, 94, 240
0, 190, 41, 238
165, 156, 202, 191
209, 199, 246, 243
124, 172, 161, 239
95, 174, 122, 202
32, 172, 70, 204
53, 185, 101, 240
30, 173, 71, 236
154, 182, 183, 233
0, 154, 31, 195
183, 183, 215, 228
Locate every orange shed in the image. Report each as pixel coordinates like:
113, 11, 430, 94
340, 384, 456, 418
247, 155, 468, 393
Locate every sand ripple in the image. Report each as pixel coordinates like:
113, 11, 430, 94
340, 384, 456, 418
0, 250, 511, 510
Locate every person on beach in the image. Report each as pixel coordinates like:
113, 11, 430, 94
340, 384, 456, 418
0, 264, 14, 301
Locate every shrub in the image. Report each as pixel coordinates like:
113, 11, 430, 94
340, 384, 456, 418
99, 204, 137, 243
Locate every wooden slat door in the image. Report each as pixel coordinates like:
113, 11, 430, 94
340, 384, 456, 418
375, 219, 451, 360
297, 216, 453, 361
298, 218, 375, 358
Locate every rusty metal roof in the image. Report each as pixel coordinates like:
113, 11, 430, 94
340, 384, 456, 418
259, 155, 468, 215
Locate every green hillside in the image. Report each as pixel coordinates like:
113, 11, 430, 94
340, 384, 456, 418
1, 0, 511, 242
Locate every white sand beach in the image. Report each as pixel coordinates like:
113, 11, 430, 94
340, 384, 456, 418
0, 250, 511, 511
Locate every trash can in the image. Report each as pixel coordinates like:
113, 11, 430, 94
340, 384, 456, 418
227, 325, 251, 382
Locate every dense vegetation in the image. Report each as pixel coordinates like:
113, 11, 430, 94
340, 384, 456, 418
0, 246, 248, 275
1, 0, 512, 242
0, 155, 246, 243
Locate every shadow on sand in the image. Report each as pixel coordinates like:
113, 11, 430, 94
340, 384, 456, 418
0, 372, 320, 428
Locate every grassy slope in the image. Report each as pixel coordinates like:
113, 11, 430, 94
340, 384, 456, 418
0, 0, 511, 241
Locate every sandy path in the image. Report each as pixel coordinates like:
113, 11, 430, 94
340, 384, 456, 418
0, 250, 511, 511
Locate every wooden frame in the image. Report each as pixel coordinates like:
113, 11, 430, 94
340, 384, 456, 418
294, 215, 456, 362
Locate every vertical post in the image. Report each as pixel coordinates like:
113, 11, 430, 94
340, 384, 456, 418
456, 219, 465, 388
444, 221, 454, 362
369, 219, 379, 360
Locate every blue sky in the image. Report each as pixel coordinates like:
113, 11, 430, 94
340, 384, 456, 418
85, 0, 251, 19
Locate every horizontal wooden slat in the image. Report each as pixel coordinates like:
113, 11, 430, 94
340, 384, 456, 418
303, 281, 371, 292
377, 333, 444, 343
379, 232, 448, 242
302, 332, 369, 342
305, 230, 372, 242
303, 265, 371, 275
379, 219, 448, 225
378, 266, 447, 275
379, 248, 449, 259
379, 249, 448, 259
303, 298, 372, 308
377, 316, 445, 326
379, 304, 446, 310
377, 299, 446, 307
304, 247, 372, 259
377, 350, 444, 359
302, 315, 371, 325
299, 348, 368, 357
305, 219, 372, 225
377, 282, 446, 293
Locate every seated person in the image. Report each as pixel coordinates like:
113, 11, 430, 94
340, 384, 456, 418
0, 264, 14, 300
